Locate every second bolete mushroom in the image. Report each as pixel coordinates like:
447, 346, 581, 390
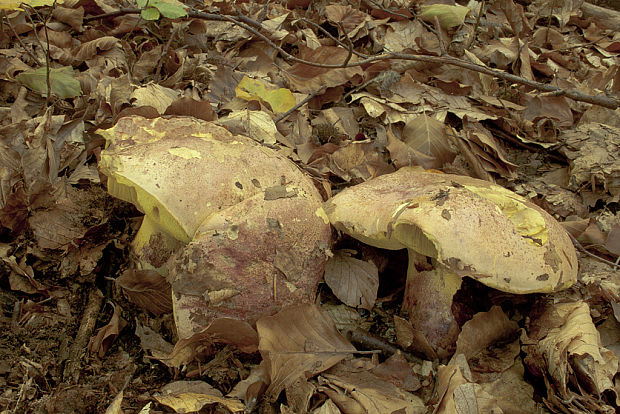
319, 167, 578, 357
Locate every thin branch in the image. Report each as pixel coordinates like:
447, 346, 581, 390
294, 17, 369, 58
567, 231, 619, 269
83, 7, 620, 109
275, 86, 326, 123
467, 0, 485, 50
336, 22, 354, 67
3, 11, 42, 65
154, 24, 180, 83
433, 16, 446, 56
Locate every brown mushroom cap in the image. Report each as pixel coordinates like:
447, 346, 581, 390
319, 167, 578, 294
169, 191, 330, 338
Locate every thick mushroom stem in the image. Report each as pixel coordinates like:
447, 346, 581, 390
402, 249, 462, 358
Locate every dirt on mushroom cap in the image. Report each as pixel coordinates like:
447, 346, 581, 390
320, 167, 578, 294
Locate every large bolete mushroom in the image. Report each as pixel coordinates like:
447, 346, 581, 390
98, 116, 330, 339
319, 167, 578, 357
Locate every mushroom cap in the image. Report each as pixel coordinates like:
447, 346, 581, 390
320, 167, 578, 294
98, 116, 316, 244
98, 115, 331, 338
169, 190, 330, 338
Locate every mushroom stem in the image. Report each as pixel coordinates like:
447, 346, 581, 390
402, 249, 462, 358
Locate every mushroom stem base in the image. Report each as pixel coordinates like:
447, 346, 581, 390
402, 257, 462, 358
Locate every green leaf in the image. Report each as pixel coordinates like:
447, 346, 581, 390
16, 66, 82, 99
141, 7, 160, 20
136, 0, 147, 7
150, 0, 187, 18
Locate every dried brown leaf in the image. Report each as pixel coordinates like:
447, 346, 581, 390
324, 251, 378, 310
256, 304, 356, 400
88, 304, 127, 358
116, 269, 172, 316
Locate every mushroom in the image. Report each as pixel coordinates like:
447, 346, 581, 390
98, 116, 330, 339
319, 167, 578, 357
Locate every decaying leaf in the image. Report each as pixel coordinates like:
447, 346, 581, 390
116, 269, 172, 315
88, 304, 127, 358
256, 304, 356, 400
154, 380, 243, 413
235, 76, 296, 114
524, 300, 618, 411
324, 251, 378, 310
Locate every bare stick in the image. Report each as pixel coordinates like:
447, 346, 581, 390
275, 86, 326, 123
83, 8, 619, 109
62, 288, 104, 383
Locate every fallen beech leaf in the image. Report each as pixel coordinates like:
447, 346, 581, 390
155, 380, 243, 413
256, 304, 356, 400
235, 76, 295, 114
285, 46, 363, 93
525, 301, 618, 405
324, 251, 378, 310
402, 114, 455, 167
321, 368, 425, 413
455, 306, 519, 360
218, 109, 280, 145
116, 269, 172, 315
165, 318, 258, 368
134, 322, 175, 365
16, 66, 82, 99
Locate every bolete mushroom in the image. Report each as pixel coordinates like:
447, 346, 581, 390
98, 116, 330, 339
318, 167, 578, 357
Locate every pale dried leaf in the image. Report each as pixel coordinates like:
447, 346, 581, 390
256, 304, 356, 400
324, 251, 378, 310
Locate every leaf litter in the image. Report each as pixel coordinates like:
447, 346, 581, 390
0, 0, 619, 412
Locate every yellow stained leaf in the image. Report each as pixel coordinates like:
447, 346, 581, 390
235, 76, 296, 114
419, 4, 470, 29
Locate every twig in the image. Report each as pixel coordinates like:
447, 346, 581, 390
433, 16, 446, 56
346, 327, 425, 365
154, 24, 180, 83
275, 86, 326, 123
294, 18, 369, 58
83, 7, 620, 109
467, 0, 485, 50
567, 231, 619, 269
62, 288, 104, 383
3, 11, 42, 65
336, 22, 354, 67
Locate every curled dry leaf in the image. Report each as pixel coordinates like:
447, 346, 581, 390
435, 356, 534, 414
321, 366, 425, 414
524, 300, 618, 411
134, 322, 174, 366
88, 304, 127, 358
165, 318, 258, 368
